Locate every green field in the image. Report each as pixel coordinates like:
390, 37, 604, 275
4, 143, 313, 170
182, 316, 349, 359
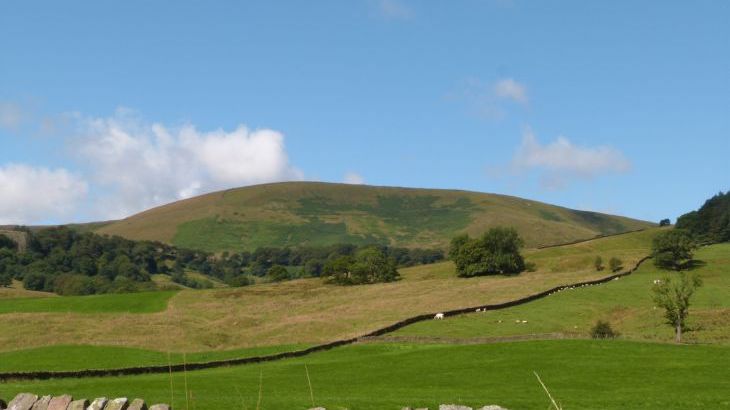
0, 230, 660, 355
394, 243, 730, 344
1, 341, 728, 409
0, 344, 308, 373
0, 291, 176, 314
0, 230, 727, 409
96, 182, 653, 252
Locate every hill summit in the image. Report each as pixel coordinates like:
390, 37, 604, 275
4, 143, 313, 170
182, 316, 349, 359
96, 182, 653, 252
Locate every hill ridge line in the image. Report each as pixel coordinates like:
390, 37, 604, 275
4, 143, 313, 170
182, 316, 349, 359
0, 256, 653, 381
535, 228, 648, 249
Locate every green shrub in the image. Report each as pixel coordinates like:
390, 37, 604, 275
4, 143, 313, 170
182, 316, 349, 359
609, 257, 623, 272
594, 255, 604, 271
591, 320, 618, 339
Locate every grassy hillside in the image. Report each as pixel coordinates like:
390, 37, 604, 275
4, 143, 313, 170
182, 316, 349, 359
395, 242, 730, 344
96, 182, 653, 252
1, 341, 728, 410
0, 291, 176, 314
0, 229, 659, 353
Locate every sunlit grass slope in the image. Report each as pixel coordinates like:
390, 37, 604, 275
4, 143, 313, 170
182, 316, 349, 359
0, 344, 308, 373
96, 181, 653, 252
2, 341, 728, 410
0, 291, 176, 314
0, 230, 659, 353
396, 242, 730, 344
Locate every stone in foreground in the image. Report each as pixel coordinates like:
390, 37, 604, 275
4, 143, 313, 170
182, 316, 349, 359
477, 406, 509, 410
8, 394, 38, 410
68, 399, 88, 410
148, 405, 169, 410
88, 398, 108, 410
103, 398, 128, 410
30, 396, 51, 410
47, 396, 72, 410
126, 399, 146, 410
439, 406, 472, 410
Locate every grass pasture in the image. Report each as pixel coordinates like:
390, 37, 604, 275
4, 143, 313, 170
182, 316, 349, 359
0, 230, 659, 355
395, 243, 730, 344
0, 291, 176, 314
0, 344, 308, 373
1, 340, 728, 409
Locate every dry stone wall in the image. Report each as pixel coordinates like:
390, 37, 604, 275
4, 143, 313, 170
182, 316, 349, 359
2, 394, 169, 410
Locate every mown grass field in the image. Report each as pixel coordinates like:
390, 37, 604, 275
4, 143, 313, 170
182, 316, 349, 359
96, 181, 653, 252
0, 230, 660, 354
395, 243, 730, 344
1, 341, 728, 410
0, 344, 308, 373
0, 291, 176, 314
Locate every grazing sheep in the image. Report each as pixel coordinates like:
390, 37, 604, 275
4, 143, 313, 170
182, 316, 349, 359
653, 279, 663, 285
434, 313, 445, 320
476, 308, 481, 312
521, 320, 528, 324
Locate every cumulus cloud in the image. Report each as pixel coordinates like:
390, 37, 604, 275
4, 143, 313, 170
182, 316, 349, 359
376, 0, 413, 19
510, 129, 631, 189
76, 110, 303, 219
0, 164, 88, 224
0, 102, 24, 130
494, 78, 528, 104
343, 172, 365, 185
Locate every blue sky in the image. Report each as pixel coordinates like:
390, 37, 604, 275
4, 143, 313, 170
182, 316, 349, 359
1, 0, 728, 225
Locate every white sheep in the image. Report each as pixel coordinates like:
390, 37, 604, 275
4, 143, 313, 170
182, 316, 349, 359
434, 313, 444, 320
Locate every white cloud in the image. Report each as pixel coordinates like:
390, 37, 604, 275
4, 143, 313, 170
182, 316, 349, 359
494, 78, 528, 105
510, 129, 631, 189
0, 164, 88, 224
449, 77, 528, 120
376, 0, 413, 19
343, 172, 365, 185
76, 110, 303, 219
0, 102, 23, 130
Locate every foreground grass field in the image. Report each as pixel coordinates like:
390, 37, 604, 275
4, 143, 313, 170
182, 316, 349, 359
97, 181, 653, 251
395, 243, 730, 344
2, 340, 728, 409
0, 230, 659, 354
0, 344, 308, 373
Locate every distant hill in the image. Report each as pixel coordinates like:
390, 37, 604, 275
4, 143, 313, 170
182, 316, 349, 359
95, 182, 654, 252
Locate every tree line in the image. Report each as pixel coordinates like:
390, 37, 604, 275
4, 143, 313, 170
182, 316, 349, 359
675, 190, 730, 244
0, 226, 444, 294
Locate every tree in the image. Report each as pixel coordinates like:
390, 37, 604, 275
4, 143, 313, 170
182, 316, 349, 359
350, 247, 399, 284
652, 272, 702, 343
652, 229, 697, 271
594, 256, 604, 271
659, 218, 671, 227
0, 234, 16, 250
267, 265, 290, 282
323, 248, 399, 285
675, 191, 730, 243
609, 257, 623, 272
450, 227, 525, 277
0, 273, 11, 287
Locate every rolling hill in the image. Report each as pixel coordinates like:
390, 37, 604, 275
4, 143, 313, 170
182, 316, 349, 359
96, 181, 654, 252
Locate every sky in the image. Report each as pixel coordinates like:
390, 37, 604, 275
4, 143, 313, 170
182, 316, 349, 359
1, 0, 728, 225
